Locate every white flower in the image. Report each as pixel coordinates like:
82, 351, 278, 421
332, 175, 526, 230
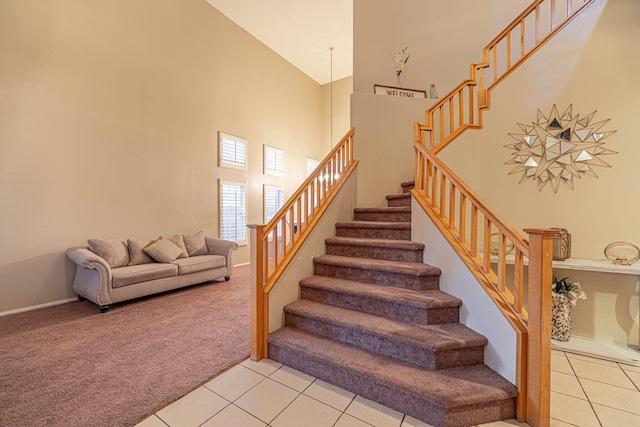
393, 47, 410, 77
552, 276, 587, 306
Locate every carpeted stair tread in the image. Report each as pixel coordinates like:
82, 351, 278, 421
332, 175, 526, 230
335, 221, 411, 229
325, 236, 424, 251
314, 254, 441, 277
268, 327, 517, 410
300, 275, 460, 310
353, 206, 411, 213
285, 299, 487, 352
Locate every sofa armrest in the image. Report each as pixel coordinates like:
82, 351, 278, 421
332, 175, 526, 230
205, 237, 238, 256
205, 237, 238, 276
66, 247, 113, 306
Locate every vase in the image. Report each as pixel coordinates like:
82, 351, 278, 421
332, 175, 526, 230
551, 293, 573, 342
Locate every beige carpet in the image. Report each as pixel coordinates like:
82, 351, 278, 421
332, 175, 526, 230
0, 264, 250, 427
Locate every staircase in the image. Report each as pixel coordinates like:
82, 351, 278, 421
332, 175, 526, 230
268, 182, 518, 427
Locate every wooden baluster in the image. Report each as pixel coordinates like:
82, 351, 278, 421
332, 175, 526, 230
439, 105, 445, 142
470, 205, 479, 257
449, 98, 455, 134
483, 217, 492, 272
514, 248, 525, 315
459, 194, 467, 244
459, 89, 465, 127
440, 174, 447, 218
492, 46, 498, 82
449, 182, 456, 230
498, 232, 507, 292
551, 0, 557, 29
469, 85, 475, 124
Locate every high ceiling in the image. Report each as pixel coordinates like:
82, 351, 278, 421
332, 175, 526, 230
204, 0, 353, 85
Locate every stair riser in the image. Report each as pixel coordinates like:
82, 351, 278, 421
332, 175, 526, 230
268, 343, 516, 427
314, 263, 439, 291
386, 196, 411, 207
353, 212, 411, 222
300, 286, 459, 325
284, 312, 484, 369
335, 227, 411, 240
325, 243, 423, 263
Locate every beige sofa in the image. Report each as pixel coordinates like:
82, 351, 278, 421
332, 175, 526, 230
66, 232, 238, 312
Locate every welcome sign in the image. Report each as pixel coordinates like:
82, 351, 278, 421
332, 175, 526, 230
374, 84, 426, 98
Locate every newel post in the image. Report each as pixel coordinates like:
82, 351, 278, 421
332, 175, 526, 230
524, 228, 557, 427
248, 224, 267, 361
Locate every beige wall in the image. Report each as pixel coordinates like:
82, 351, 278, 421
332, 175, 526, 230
0, 0, 351, 313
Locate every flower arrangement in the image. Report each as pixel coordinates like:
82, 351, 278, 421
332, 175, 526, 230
552, 276, 587, 306
392, 47, 410, 78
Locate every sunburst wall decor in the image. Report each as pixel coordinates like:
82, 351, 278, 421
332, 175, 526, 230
505, 105, 616, 193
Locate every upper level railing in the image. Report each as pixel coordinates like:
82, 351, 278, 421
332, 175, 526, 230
249, 128, 358, 360
415, 0, 596, 155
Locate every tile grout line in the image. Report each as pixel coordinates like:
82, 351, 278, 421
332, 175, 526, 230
564, 350, 603, 427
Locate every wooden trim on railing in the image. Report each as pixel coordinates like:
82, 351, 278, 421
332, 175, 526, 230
249, 128, 358, 361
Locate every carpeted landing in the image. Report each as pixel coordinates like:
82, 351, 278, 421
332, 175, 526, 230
268, 182, 518, 427
0, 265, 250, 427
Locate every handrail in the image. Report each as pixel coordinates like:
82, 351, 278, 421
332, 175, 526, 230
415, 0, 596, 154
249, 128, 358, 360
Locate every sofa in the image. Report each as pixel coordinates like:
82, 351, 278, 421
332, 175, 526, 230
66, 231, 238, 312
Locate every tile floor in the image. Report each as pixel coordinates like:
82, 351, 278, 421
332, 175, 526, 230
135, 350, 640, 427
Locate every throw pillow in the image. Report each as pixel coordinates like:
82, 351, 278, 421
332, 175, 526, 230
143, 238, 183, 263
87, 238, 130, 269
127, 239, 155, 266
166, 234, 189, 259
183, 231, 208, 256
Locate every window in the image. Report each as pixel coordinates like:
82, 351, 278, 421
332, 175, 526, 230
306, 158, 320, 177
264, 185, 284, 224
264, 145, 284, 176
219, 181, 246, 245
219, 132, 247, 170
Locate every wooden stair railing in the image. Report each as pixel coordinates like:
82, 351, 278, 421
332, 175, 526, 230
413, 144, 556, 426
414, 0, 596, 155
249, 128, 358, 361
412, 1, 597, 425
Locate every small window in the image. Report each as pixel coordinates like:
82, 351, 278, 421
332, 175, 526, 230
264, 185, 284, 223
219, 132, 247, 170
219, 180, 247, 245
306, 158, 320, 177
264, 145, 284, 176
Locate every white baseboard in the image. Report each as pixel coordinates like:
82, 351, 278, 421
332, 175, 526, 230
0, 297, 79, 317
234, 262, 250, 267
